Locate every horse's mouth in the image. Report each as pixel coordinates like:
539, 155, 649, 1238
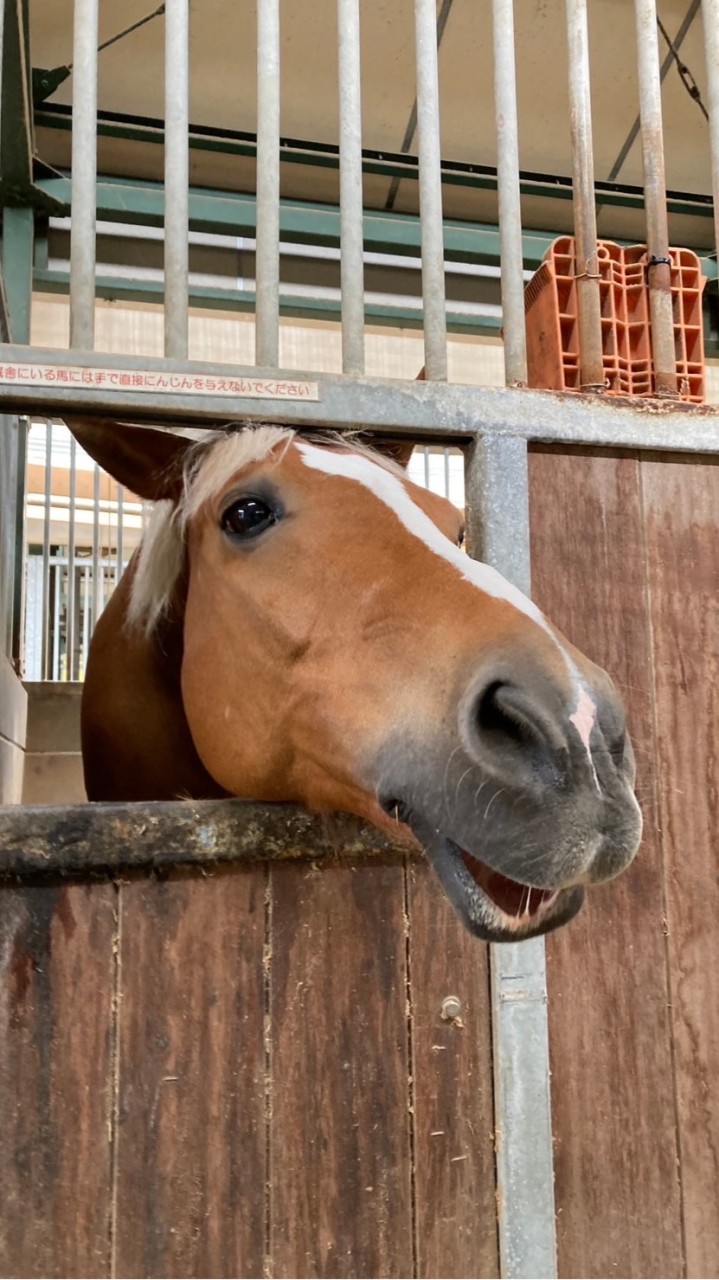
381, 799, 584, 941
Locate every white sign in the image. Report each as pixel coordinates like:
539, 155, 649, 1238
0, 362, 320, 402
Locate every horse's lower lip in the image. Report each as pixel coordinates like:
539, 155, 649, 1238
456, 844, 559, 919
380, 797, 561, 925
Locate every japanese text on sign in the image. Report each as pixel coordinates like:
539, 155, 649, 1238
0, 363, 320, 401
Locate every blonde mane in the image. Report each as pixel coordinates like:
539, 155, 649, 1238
127, 426, 406, 634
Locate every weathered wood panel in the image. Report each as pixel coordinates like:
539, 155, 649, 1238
0, 883, 115, 1278
642, 455, 719, 1279
113, 867, 267, 1278
269, 862, 413, 1279
529, 447, 684, 1279
407, 861, 498, 1280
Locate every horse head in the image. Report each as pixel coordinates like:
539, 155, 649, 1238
64, 418, 642, 942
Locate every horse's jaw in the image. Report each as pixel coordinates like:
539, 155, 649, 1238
385, 803, 585, 941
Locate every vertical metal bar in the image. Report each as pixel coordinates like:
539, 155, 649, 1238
414, 0, 448, 381
255, 0, 281, 367
41, 421, 52, 680
92, 463, 101, 632
338, 0, 365, 375
3, 207, 34, 676
702, 0, 719, 261
66, 436, 77, 680
565, 0, 604, 391
116, 485, 125, 585
164, 0, 190, 359
491, 0, 528, 387
633, 0, 677, 396
465, 434, 558, 1280
69, 0, 98, 350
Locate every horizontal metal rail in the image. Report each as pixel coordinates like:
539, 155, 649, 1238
1, 346, 719, 452
34, 102, 717, 219
0, 799, 412, 877
33, 177, 719, 280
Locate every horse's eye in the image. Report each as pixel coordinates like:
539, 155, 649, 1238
221, 496, 277, 539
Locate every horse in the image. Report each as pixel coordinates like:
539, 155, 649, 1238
63, 416, 642, 943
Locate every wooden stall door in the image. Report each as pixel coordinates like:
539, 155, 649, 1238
530, 448, 719, 1280
0, 857, 499, 1278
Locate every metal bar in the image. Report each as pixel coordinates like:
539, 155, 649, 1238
1, 349, 719, 453
702, 0, 719, 260
255, 0, 281, 367
0, 799, 413, 877
163, 0, 190, 359
91, 463, 101, 632
115, 485, 125, 585
414, 0, 448, 380
66, 435, 77, 680
337, 0, 365, 374
465, 434, 557, 1280
33, 98, 713, 218
69, 0, 98, 350
633, 0, 678, 397
492, 0, 528, 387
37, 174, 717, 272
565, 0, 604, 391
41, 421, 52, 679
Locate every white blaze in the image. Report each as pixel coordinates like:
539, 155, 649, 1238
297, 442, 599, 777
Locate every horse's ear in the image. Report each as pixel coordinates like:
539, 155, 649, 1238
62, 417, 192, 500
370, 438, 415, 469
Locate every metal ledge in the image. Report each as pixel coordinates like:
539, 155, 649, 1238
1, 345, 719, 453
0, 798, 413, 878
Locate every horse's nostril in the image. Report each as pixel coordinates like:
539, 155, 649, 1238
476, 681, 547, 752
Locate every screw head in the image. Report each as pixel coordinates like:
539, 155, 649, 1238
441, 995, 462, 1021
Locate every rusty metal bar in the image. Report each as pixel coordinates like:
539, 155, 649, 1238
164, 0, 190, 359
255, 0, 281, 367
565, 0, 604, 391
702, 0, 719, 261
633, 0, 678, 396
0, 799, 412, 877
69, 0, 99, 350
338, 0, 365, 375
491, 0, 528, 387
414, 0, 448, 380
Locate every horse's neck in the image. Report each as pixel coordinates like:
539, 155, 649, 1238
81, 562, 227, 801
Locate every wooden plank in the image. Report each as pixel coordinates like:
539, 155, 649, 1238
113, 866, 266, 1278
529, 447, 684, 1279
0, 799, 411, 876
641, 455, 719, 1278
0, 882, 115, 1278
269, 862, 413, 1278
407, 861, 498, 1279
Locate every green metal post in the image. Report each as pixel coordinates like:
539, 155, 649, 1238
2, 204, 34, 671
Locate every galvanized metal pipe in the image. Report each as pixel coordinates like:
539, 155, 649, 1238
566, 0, 604, 391
338, 0, 365, 375
492, 0, 528, 387
41, 421, 52, 680
164, 0, 190, 359
255, 0, 281, 367
67, 436, 77, 679
465, 434, 558, 1280
633, 0, 677, 396
414, 0, 448, 381
702, 0, 719, 261
69, 0, 99, 350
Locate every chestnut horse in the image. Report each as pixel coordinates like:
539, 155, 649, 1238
64, 418, 642, 942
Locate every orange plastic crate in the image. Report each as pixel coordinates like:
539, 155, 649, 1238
524, 236, 705, 402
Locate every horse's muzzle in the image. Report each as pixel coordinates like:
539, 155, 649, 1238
376, 656, 642, 942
